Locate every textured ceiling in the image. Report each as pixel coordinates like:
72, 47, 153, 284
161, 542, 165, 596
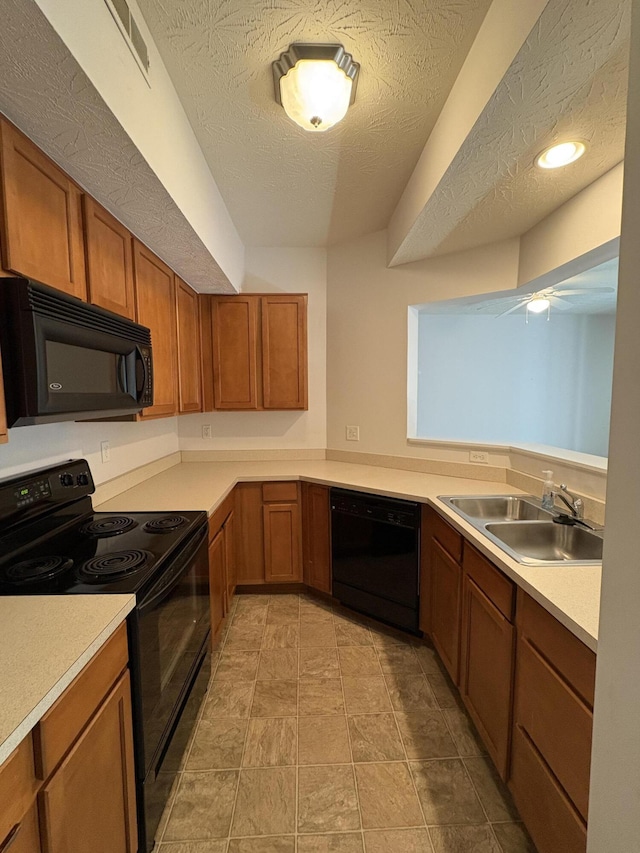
0, 0, 235, 293
392, 0, 631, 264
135, 0, 493, 248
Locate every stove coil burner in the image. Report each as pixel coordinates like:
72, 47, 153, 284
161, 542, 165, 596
80, 550, 153, 581
4, 556, 74, 585
143, 515, 188, 534
80, 516, 138, 537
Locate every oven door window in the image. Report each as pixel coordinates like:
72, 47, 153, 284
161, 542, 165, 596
135, 536, 210, 770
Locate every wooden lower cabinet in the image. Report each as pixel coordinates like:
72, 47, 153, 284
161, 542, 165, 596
302, 482, 331, 594
429, 539, 462, 684
235, 481, 302, 586
40, 672, 137, 853
208, 528, 226, 637
208, 495, 236, 635
0, 623, 136, 853
509, 589, 595, 853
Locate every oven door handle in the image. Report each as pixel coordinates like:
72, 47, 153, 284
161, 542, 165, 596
138, 525, 207, 614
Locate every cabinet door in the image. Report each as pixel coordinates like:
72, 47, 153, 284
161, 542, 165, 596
212, 296, 258, 409
133, 240, 177, 418
261, 295, 307, 409
302, 483, 331, 593
460, 575, 515, 778
39, 671, 137, 853
0, 120, 86, 299
263, 501, 302, 583
430, 539, 462, 683
234, 483, 265, 585
0, 802, 41, 853
208, 528, 226, 636
199, 295, 215, 412
175, 277, 202, 413
224, 510, 236, 606
83, 196, 135, 319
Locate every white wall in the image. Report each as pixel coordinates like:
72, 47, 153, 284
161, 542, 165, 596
178, 247, 327, 452
32, 0, 244, 289
587, 2, 640, 847
416, 312, 614, 457
0, 418, 179, 484
326, 230, 521, 461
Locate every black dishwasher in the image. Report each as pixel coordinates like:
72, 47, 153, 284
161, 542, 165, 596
331, 488, 421, 634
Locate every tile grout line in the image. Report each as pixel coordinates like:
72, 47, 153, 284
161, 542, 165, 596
373, 639, 435, 852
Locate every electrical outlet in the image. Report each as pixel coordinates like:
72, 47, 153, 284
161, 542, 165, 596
100, 441, 111, 463
469, 450, 489, 464
346, 425, 360, 441
202, 424, 212, 439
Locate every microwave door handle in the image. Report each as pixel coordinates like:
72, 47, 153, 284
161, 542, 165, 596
117, 355, 127, 394
135, 347, 148, 398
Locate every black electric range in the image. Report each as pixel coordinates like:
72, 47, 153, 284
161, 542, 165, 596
0, 459, 211, 853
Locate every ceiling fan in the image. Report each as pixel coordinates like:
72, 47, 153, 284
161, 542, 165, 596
486, 283, 615, 319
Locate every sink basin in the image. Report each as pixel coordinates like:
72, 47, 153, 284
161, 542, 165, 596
445, 495, 553, 522
485, 522, 603, 564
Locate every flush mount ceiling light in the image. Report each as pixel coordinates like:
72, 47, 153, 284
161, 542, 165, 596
536, 141, 587, 170
273, 44, 359, 132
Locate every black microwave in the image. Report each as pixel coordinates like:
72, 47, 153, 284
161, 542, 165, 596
0, 278, 153, 427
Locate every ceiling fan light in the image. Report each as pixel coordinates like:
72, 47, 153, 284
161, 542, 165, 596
273, 44, 359, 133
528, 297, 551, 313
536, 141, 586, 170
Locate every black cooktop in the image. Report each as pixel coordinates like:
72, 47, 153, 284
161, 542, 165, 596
0, 505, 207, 595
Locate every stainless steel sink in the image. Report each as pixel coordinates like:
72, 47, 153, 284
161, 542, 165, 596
445, 495, 553, 522
437, 494, 603, 565
485, 521, 603, 565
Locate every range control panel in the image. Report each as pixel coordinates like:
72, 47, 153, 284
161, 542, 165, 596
0, 459, 95, 523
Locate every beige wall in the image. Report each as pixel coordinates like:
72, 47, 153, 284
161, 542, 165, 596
178, 246, 327, 453
326, 230, 520, 462
518, 163, 623, 286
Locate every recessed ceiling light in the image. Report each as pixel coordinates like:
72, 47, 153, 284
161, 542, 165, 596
536, 141, 587, 170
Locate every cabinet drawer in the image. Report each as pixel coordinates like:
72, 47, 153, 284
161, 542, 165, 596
515, 636, 592, 819
0, 734, 38, 843
518, 590, 595, 707
209, 492, 235, 541
463, 543, 514, 620
510, 724, 586, 853
428, 509, 462, 563
262, 482, 298, 503
34, 623, 128, 780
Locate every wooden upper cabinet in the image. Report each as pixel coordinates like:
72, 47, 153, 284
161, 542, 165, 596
0, 119, 86, 299
207, 293, 308, 411
83, 196, 135, 319
212, 296, 258, 409
175, 277, 202, 413
133, 240, 178, 418
261, 294, 307, 409
199, 295, 215, 412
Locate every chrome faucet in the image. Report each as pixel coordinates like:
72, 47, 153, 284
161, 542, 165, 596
554, 484, 584, 519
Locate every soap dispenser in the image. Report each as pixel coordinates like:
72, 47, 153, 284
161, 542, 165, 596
541, 470, 554, 510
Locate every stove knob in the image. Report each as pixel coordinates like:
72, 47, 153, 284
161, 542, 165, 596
60, 473, 74, 487
77, 473, 90, 486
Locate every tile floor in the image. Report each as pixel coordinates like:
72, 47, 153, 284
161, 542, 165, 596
153, 593, 537, 853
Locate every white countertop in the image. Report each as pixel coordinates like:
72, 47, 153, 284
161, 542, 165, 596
0, 594, 135, 765
97, 460, 601, 652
